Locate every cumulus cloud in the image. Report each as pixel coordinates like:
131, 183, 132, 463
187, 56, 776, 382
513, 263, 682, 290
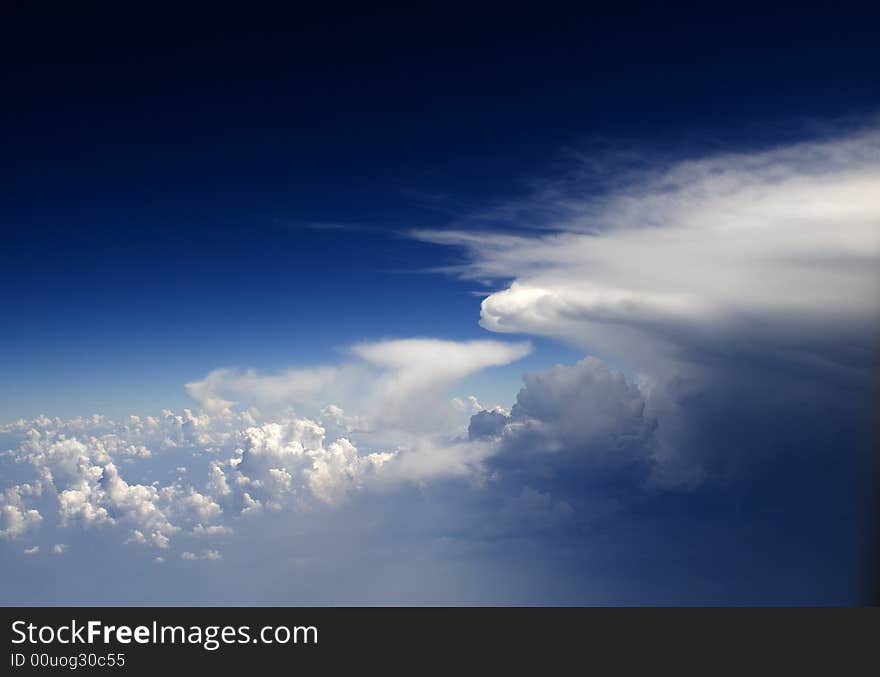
181, 549, 221, 561
0, 408, 399, 555
0, 484, 43, 540
506, 357, 649, 456
0, 337, 529, 561
7, 429, 186, 549
0, 333, 539, 566
191, 523, 232, 537
231, 419, 395, 510
478, 357, 655, 483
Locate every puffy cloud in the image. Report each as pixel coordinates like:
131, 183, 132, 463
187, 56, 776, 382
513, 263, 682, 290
0, 505, 42, 540
468, 337, 873, 493
191, 523, 232, 537
1, 420, 230, 552
0, 408, 255, 455
232, 419, 395, 509
178, 489, 222, 522
0, 399, 462, 559
177, 338, 533, 498
181, 549, 221, 561
0, 484, 43, 540
240, 492, 262, 515
471, 357, 655, 489
506, 357, 649, 457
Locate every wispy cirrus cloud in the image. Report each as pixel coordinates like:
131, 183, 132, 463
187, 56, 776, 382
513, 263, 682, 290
414, 126, 880, 381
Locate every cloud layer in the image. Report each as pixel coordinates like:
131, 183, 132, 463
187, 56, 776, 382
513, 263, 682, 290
0, 338, 531, 557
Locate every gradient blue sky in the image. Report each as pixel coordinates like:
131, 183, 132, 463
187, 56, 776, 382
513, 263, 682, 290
3, 3, 877, 418
1, 4, 878, 604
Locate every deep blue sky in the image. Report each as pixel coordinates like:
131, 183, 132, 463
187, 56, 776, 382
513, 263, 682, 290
2, 3, 878, 418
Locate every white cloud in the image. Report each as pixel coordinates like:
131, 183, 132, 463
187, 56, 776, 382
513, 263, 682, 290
2, 422, 228, 551
0, 393, 490, 559
181, 549, 221, 561
186, 338, 530, 434
349, 338, 531, 433
23, 545, 39, 555
418, 127, 880, 490
0, 484, 43, 540
351, 338, 531, 382
185, 365, 363, 414
232, 419, 395, 509
192, 523, 233, 537
415, 127, 880, 378
473, 357, 657, 484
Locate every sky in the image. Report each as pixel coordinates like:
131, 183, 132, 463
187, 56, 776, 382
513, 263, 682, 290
1, 4, 879, 604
